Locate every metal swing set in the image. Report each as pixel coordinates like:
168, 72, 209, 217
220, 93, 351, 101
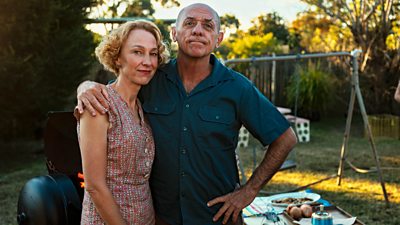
225, 50, 389, 204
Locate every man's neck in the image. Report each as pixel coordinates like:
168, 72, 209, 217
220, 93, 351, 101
177, 54, 213, 93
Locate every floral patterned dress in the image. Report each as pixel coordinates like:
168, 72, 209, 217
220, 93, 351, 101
78, 85, 155, 225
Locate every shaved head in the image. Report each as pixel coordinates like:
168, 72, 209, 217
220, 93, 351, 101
176, 3, 221, 31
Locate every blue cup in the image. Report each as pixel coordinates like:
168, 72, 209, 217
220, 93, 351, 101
311, 205, 333, 225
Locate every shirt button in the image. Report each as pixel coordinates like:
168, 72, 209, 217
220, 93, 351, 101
181, 172, 186, 177
183, 127, 187, 131
154, 107, 158, 111
185, 104, 190, 108
145, 161, 150, 167
181, 149, 186, 154
144, 148, 148, 153
215, 115, 220, 120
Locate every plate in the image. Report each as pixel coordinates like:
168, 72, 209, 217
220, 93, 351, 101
267, 192, 320, 207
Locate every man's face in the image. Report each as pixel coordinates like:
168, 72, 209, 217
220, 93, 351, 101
172, 5, 223, 58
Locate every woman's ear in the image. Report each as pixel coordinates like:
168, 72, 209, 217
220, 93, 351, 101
115, 58, 121, 67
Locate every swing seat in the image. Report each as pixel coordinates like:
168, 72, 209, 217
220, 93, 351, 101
285, 115, 310, 143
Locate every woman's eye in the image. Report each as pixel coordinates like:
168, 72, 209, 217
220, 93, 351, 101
150, 52, 158, 57
133, 50, 143, 55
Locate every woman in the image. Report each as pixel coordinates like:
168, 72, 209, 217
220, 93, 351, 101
77, 20, 169, 225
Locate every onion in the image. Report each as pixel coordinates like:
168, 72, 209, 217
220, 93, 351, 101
300, 204, 313, 218
289, 206, 302, 220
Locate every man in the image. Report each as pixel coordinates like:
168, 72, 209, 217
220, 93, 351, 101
77, 3, 297, 225
395, 80, 400, 103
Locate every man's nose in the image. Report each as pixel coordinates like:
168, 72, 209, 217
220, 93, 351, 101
191, 22, 203, 35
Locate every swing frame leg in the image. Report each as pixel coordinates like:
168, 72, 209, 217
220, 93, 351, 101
337, 50, 389, 204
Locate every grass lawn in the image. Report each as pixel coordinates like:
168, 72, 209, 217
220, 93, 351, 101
0, 116, 399, 225
0, 141, 47, 225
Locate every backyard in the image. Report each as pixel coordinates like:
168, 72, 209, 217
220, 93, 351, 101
0, 116, 399, 225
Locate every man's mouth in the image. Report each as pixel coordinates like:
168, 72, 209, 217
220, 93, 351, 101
189, 40, 206, 45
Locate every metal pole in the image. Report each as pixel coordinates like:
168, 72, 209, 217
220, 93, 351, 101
351, 50, 389, 203
84, 17, 176, 24
271, 53, 276, 104
337, 54, 357, 186
224, 52, 352, 64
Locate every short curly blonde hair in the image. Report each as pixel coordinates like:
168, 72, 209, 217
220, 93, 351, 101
95, 20, 170, 75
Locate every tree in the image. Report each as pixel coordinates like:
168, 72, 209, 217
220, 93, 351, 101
301, 0, 400, 113
0, 0, 95, 140
290, 10, 354, 52
123, 0, 155, 17
220, 32, 282, 59
88, 0, 180, 43
88, 0, 180, 21
220, 13, 240, 32
248, 12, 290, 44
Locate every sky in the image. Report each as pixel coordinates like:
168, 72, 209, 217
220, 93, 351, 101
152, 0, 308, 30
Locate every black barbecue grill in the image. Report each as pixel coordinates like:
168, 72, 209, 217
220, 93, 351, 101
17, 112, 84, 225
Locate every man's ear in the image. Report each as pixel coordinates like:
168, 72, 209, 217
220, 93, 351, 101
171, 27, 177, 42
216, 31, 224, 48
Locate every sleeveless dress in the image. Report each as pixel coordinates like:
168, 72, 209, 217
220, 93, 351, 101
78, 85, 155, 225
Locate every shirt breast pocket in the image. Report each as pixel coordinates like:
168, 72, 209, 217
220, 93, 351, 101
142, 101, 177, 144
142, 102, 176, 116
197, 106, 236, 151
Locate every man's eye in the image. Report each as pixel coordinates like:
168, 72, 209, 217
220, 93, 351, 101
185, 21, 194, 26
204, 23, 213, 30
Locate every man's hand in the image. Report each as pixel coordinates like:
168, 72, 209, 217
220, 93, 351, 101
207, 185, 257, 224
77, 81, 109, 116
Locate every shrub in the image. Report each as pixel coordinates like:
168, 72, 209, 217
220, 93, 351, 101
286, 62, 335, 120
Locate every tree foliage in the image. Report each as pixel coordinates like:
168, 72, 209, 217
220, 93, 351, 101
220, 13, 240, 31
291, 10, 354, 52
300, 0, 400, 113
89, 0, 180, 18
248, 12, 290, 44
88, 0, 179, 44
219, 33, 282, 59
217, 12, 287, 59
0, 0, 95, 140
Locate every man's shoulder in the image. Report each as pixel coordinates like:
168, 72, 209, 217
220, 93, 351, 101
223, 66, 254, 88
212, 58, 251, 85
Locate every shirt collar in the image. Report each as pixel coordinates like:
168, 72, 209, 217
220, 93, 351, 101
159, 54, 234, 87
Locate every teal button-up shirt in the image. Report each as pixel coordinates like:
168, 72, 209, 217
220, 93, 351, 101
140, 55, 290, 225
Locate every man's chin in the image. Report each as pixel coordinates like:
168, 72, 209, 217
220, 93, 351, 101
185, 50, 212, 58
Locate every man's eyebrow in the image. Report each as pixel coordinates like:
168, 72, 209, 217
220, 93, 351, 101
204, 19, 214, 24
184, 17, 215, 23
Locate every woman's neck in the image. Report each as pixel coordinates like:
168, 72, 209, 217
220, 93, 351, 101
111, 77, 140, 109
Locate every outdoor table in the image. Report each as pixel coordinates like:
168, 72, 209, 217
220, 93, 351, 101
277, 107, 291, 115
243, 194, 365, 225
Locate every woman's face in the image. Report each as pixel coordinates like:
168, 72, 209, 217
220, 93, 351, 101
117, 29, 159, 86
